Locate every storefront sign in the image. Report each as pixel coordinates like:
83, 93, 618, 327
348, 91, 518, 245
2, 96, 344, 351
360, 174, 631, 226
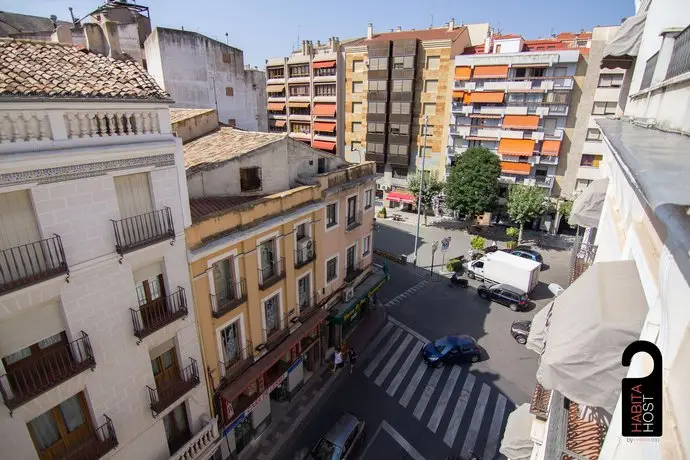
223, 370, 289, 436
288, 356, 303, 374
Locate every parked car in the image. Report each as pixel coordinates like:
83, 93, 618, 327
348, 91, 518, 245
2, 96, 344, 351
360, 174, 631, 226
309, 413, 365, 460
421, 335, 482, 367
477, 283, 530, 311
511, 320, 532, 345
510, 249, 543, 264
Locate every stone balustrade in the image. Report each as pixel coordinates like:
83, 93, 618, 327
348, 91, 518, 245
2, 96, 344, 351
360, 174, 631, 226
170, 416, 219, 460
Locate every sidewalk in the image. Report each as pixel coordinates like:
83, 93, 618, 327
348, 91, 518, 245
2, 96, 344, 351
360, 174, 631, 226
242, 305, 389, 460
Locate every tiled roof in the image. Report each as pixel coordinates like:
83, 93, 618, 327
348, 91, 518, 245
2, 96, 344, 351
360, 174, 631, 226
0, 11, 71, 37
190, 195, 265, 222
350, 26, 466, 45
184, 126, 286, 176
169, 108, 216, 124
0, 38, 170, 100
494, 34, 522, 40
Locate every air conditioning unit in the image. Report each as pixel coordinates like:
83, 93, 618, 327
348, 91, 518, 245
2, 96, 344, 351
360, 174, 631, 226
344, 287, 354, 302
297, 237, 314, 258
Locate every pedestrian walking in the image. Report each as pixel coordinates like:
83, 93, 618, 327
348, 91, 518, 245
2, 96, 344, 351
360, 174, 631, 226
332, 349, 344, 371
348, 348, 358, 374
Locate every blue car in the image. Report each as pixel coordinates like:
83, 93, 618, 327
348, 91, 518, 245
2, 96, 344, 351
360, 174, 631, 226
510, 249, 543, 264
421, 335, 482, 367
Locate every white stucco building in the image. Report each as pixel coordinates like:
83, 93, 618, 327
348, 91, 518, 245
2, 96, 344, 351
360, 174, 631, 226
0, 36, 217, 460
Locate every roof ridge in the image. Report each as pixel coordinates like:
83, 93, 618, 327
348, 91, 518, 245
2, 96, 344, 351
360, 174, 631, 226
0, 37, 77, 48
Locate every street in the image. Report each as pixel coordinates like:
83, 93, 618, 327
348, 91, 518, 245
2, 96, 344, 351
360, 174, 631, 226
275, 217, 573, 460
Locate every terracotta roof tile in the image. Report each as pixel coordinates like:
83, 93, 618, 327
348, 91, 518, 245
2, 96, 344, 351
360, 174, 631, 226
350, 26, 466, 45
0, 38, 170, 100
189, 196, 265, 222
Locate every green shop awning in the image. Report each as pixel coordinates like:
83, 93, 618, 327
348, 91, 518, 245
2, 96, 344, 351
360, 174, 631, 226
328, 272, 389, 325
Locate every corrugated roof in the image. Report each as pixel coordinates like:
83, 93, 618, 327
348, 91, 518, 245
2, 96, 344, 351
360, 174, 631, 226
189, 196, 265, 221
169, 108, 215, 124
0, 38, 170, 101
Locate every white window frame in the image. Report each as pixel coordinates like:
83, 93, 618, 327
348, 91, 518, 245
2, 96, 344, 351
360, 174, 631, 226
207, 249, 241, 298
295, 270, 313, 312
426, 55, 441, 70
362, 234, 372, 258
215, 312, 247, 362
352, 81, 364, 93
325, 255, 339, 286
325, 200, 339, 232
363, 188, 374, 211
261, 287, 284, 341
345, 241, 359, 271
256, 230, 282, 275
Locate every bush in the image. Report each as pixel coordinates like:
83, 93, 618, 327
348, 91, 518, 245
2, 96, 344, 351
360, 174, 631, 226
506, 241, 517, 250
470, 236, 486, 251
446, 258, 464, 273
506, 227, 519, 241
378, 207, 387, 218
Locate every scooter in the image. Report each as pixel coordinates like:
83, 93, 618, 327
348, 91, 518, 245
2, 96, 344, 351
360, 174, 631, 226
449, 272, 469, 288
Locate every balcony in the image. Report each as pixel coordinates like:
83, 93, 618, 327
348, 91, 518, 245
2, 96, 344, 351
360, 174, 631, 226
295, 242, 316, 269
0, 234, 69, 296
365, 152, 385, 163
259, 312, 292, 352
346, 211, 362, 231
219, 342, 254, 387
449, 125, 470, 136
538, 155, 559, 165
0, 331, 95, 412
170, 416, 219, 460
453, 81, 475, 91
54, 415, 118, 460
498, 175, 517, 184
210, 279, 247, 318
535, 176, 554, 188
468, 127, 499, 139
387, 154, 409, 167
258, 258, 286, 290
112, 207, 175, 256
297, 294, 320, 323
130, 287, 188, 342
147, 358, 200, 417
345, 260, 363, 283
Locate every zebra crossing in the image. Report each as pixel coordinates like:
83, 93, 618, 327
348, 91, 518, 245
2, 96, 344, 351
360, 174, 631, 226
360, 320, 514, 460
384, 280, 430, 307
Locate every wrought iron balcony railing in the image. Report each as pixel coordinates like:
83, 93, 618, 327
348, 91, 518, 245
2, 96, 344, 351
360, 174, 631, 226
258, 257, 285, 290
345, 261, 363, 283
112, 207, 175, 256
147, 358, 200, 417
218, 341, 254, 387
0, 234, 68, 295
346, 211, 363, 231
130, 287, 187, 342
294, 242, 316, 269
258, 312, 293, 352
210, 279, 247, 318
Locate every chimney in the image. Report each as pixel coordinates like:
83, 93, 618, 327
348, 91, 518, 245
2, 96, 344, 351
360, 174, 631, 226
102, 21, 123, 59
51, 24, 73, 44
84, 22, 109, 56
50, 15, 58, 29
367, 23, 373, 39
301, 40, 307, 54
448, 18, 455, 31
395, 26, 402, 32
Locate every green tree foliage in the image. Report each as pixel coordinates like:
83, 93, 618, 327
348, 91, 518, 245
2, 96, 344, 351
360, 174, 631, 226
408, 171, 444, 225
506, 184, 548, 242
470, 236, 486, 251
444, 147, 501, 218
559, 200, 573, 223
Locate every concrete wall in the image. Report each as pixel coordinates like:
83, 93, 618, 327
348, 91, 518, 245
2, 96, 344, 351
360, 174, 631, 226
343, 46, 368, 165
172, 109, 219, 143
144, 28, 266, 132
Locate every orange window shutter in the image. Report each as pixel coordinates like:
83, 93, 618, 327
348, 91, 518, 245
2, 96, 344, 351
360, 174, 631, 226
473, 65, 509, 78
541, 140, 562, 155
454, 66, 472, 80
500, 161, 532, 175
503, 115, 540, 129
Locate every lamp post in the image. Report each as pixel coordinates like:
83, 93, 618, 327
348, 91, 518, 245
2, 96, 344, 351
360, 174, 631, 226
412, 115, 429, 266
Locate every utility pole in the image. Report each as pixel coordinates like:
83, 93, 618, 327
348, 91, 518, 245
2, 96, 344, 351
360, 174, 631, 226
413, 115, 429, 266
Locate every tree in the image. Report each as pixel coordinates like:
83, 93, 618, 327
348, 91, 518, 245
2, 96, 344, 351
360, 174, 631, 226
506, 184, 548, 243
407, 170, 444, 226
559, 199, 573, 223
444, 147, 501, 219
470, 236, 486, 251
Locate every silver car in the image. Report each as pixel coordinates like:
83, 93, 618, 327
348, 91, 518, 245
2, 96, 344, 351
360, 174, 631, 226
309, 413, 365, 460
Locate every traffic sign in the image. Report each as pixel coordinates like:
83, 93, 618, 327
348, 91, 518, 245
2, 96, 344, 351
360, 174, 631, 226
441, 236, 451, 252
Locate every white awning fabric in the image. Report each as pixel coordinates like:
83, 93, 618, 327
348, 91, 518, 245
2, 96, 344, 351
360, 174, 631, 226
536, 261, 648, 412
499, 403, 535, 460
568, 178, 609, 228
601, 13, 647, 69
526, 302, 551, 355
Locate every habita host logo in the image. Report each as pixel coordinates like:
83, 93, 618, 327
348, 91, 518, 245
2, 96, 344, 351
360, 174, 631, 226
622, 340, 662, 437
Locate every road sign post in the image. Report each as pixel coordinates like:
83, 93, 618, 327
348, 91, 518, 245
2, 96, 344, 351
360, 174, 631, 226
440, 236, 451, 270
431, 241, 439, 276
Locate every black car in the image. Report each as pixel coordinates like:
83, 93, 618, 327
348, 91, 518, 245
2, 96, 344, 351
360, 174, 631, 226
477, 283, 529, 311
510, 249, 543, 264
421, 335, 482, 367
511, 320, 532, 344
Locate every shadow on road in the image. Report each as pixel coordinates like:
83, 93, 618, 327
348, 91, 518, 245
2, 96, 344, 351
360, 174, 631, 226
375, 220, 425, 259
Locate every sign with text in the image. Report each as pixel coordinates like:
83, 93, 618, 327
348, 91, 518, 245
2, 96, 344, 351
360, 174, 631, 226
621, 340, 662, 437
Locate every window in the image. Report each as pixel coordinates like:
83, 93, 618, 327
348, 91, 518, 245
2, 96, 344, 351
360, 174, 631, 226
164, 403, 191, 454
391, 102, 411, 115
351, 141, 362, 152
368, 102, 386, 114
421, 124, 434, 136
513, 68, 526, 78
314, 66, 336, 77
393, 56, 414, 69
240, 167, 262, 192
326, 256, 338, 283
369, 80, 387, 91
352, 102, 363, 114
27, 392, 91, 457
532, 68, 546, 78
315, 84, 336, 96
553, 66, 568, 77
369, 57, 388, 70
289, 85, 309, 96
326, 203, 338, 228
289, 64, 309, 77
389, 123, 409, 135
318, 158, 326, 174
545, 92, 569, 104
424, 80, 438, 93
423, 103, 436, 115
212, 257, 236, 304
225, 87, 234, 97
352, 81, 364, 93
267, 67, 284, 79
220, 321, 241, 363
362, 235, 371, 255
426, 56, 440, 70
592, 101, 617, 115
364, 190, 373, 209
296, 223, 306, 240
291, 122, 310, 134
580, 154, 603, 167
391, 80, 412, 92
114, 172, 153, 218
263, 293, 280, 333
367, 142, 384, 153
598, 73, 624, 87
352, 60, 364, 72
297, 274, 311, 309
367, 122, 385, 133
389, 144, 408, 155
346, 196, 358, 225
351, 122, 362, 133
419, 146, 432, 157
290, 106, 310, 116
392, 167, 408, 178
586, 128, 602, 141
495, 44, 502, 53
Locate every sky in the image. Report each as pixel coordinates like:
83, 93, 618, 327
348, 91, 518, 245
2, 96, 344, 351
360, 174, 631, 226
2, 0, 634, 67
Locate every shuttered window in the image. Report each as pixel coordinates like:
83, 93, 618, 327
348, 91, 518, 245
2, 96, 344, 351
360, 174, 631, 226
0, 190, 40, 250
114, 173, 153, 219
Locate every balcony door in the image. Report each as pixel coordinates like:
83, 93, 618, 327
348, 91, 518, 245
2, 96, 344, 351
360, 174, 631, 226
264, 294, 280, 336
297, 275, 310, 311
347, 196, 357, 225
221, 321, 241, 365
114, 173, 153, 219
213, 258, 236, 303
163, 403, 191, 455
543, 118, 557, 136
259, 239, 276, 280
27, 392, 93, 460
3, 332, 70, 396
0, 190, 44, 281
346, 246, 356, 272
135, 274, 167, 328
151, 348, 180, 389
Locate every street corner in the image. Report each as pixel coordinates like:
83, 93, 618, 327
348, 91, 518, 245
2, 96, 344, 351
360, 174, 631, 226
361, 421, 427, 460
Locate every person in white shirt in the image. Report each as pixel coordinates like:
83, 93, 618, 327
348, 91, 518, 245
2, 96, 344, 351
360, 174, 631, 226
333, 349, 344, 371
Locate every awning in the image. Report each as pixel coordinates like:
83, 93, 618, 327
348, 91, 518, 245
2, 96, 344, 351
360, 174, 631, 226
329, 272, 389, 324
273, 120, 286, 128
313, 140, 336, 150
313, 103, 336, 117
268, 102, 286, 111
386, 191, 415, 204
221, 308, 329, 404
499, 404, 535, 460
288, 101, 310, 108
498, 139, 535, 156
473, 65, 509, 78
501, 161, 532, 175
266, 84, 285, 93
568, 178, 609, 227
536, 261, 648, 412
454, 66, 472, 80
526, 303, 551, 354
312, 60, 336, 69
503, 115, 540, 130
468, 92, 505, 104
452, 90, 465, 99
313, 122, 336, 132
601, 12, 647, 69
541, 139, 562, 156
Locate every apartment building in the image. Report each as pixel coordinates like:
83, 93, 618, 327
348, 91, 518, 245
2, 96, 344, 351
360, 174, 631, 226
0, 37, 216, 460
343, 21, 489, 193
266, 38, 343, 155
500, 2, 690, 458
177, 112, 381, 458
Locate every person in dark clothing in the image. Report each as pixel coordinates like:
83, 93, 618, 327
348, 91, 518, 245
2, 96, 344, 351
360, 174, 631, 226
348, 348, 358, 374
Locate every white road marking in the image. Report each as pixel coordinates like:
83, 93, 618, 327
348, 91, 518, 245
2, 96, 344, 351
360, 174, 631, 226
483, 393, 508, 460
381, 421, 427, 460
384, 280, 429, 307
443, 373, 476, 447
387, 340, 424, 397
360, 321, 393, 362
359, 421, 384, 460
460, 383, 491, 458
364, 328, 402, 377
399, 360, 428, 408
427, 366, 463, 433
388, 316, 430, 343
413, 366, 444, 420
374, 334, 414, 386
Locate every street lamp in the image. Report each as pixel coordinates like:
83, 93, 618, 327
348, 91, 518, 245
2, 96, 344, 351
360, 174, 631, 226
412, 115, 429, 266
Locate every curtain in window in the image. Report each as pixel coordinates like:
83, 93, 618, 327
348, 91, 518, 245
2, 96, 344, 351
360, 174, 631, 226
59, 394, 85, 433
265, 296, 278, 332
29, 412, 61, 449
222, 323, 239, 362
